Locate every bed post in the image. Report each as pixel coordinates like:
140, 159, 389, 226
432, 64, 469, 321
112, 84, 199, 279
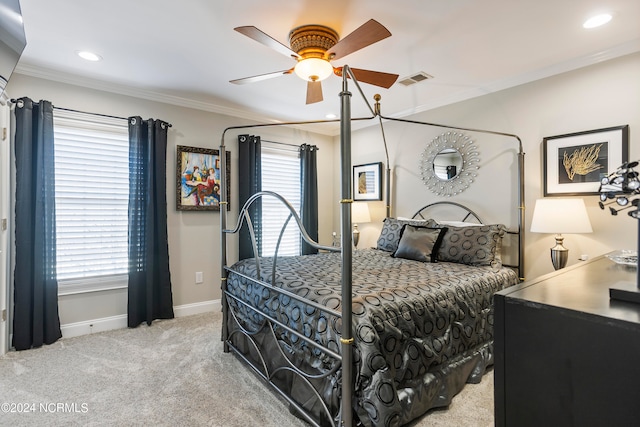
517, 141, 525, 281
340, 66, 354, 427
220, 135, 229, 352
373, 94, 392, 218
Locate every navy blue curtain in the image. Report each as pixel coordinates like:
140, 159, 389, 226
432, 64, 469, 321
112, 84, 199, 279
300, 144, 318, 255
12, 97, 62, 350
127, 117, 173, 327
238, 134, 261, 259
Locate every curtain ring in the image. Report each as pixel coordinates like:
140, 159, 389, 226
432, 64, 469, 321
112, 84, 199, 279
239, 135, 247, 143
16, 99, 24, 108
130, 117, 137, 125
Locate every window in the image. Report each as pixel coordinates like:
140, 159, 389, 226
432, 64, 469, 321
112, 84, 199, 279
260, 143, 300, 257
53, 110, 129, 294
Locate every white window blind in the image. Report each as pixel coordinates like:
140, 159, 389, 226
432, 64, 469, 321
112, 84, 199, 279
261, 144, 300, 257
53, 110, 129, 294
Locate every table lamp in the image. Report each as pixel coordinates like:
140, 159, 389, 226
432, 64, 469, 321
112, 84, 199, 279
352, 202, 371, 249
530, 198, 593, 270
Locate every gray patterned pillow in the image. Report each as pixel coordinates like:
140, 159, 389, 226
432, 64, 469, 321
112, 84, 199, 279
392, 225, 447, 263
426, 219, 505, 268
376, 217, 430, 252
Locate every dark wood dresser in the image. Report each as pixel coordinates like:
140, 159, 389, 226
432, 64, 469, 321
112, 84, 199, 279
494, 254, 640, 427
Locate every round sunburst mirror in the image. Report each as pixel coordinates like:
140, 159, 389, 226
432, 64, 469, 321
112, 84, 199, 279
419, 131, 480, 197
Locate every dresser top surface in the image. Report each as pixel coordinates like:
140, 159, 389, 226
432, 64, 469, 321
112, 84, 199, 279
497, 255, 640, 325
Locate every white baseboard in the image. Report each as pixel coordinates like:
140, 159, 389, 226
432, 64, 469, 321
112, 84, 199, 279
173, 299, 221, 317
60, 299, 221, 339
60, 314, 128, 338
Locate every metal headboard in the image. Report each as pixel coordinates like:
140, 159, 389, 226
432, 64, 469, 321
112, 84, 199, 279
412, 201, 483, 223
412, 200, 523, 280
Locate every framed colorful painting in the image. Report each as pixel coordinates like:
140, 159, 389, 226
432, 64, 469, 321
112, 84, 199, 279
543, 125, 629, 196
176, 145, 230, 210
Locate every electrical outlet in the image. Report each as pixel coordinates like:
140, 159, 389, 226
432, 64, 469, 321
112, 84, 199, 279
195, 271, 203, 284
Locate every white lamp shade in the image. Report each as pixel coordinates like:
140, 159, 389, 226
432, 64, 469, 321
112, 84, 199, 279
294, 58, 333, 82
530, 198, 593, 234
352, 202, 371, 224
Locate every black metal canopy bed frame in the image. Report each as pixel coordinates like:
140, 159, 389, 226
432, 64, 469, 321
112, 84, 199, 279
219, 66, 525, 427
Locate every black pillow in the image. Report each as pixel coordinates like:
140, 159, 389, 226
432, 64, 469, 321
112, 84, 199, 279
392, 225, 448, 263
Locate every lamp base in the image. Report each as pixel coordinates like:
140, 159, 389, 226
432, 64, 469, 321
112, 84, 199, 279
550, 234, 568, 270
609, 281, 640, 304
352, 224, 360, 249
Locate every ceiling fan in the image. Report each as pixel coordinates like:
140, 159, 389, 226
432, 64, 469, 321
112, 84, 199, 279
230, 19, 399, 104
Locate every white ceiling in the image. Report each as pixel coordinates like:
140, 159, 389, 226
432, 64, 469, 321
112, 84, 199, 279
14, 0, 640, 135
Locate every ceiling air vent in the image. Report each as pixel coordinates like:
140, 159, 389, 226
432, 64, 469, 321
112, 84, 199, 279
398, 72, 433, 86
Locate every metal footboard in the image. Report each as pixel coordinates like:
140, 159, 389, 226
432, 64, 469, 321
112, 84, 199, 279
222, 191, 344, 427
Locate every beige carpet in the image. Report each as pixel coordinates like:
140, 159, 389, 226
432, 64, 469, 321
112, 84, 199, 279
0, 312, 494, 426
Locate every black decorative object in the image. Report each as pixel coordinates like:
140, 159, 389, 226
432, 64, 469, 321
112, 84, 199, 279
599, 160, 640, 303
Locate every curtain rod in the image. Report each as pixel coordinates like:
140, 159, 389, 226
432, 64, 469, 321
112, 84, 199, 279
262, 139, 297, 148
55, 106, 173, 128
262, 144, 299, 154
252, 138, 320, 151
54, 106, 129, 122
10, 100, 172, 127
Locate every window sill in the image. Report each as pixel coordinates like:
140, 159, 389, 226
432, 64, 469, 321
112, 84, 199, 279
58, 274, 128, 296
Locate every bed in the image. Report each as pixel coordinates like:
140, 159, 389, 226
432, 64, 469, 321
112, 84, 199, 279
219, 66, 524, 427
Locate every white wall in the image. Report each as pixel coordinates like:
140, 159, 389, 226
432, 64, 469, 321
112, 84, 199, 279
347, 52, 640, 281
5, 74, 336, 327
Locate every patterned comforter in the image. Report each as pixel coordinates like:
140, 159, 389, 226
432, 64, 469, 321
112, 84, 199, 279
225, 248, 519, 426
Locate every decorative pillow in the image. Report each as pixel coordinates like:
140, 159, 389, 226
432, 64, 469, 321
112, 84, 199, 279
392, 225, 447, 263
376, 217, 430, 252
426, 219, 505, 268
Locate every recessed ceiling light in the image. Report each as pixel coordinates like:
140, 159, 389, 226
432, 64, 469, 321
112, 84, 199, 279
583, 13, 612, 29
76, 50, 102, 61
326, 113, 337, 119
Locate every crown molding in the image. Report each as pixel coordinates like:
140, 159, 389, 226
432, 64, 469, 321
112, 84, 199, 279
13, 63, 340, 136
389, 38, 640, 120
14, 63, 282, 122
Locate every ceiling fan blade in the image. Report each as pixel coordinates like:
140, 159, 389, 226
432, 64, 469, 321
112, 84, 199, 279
306, 81, 323, 104
335, 67, 399, 89
234, 26, 300, 59
326, 19, 391, 61
230, 69, 294, 85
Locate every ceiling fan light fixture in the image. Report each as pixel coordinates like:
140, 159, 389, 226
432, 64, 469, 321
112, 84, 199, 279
232, 20, 398, 103
294, 58, 333, 82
